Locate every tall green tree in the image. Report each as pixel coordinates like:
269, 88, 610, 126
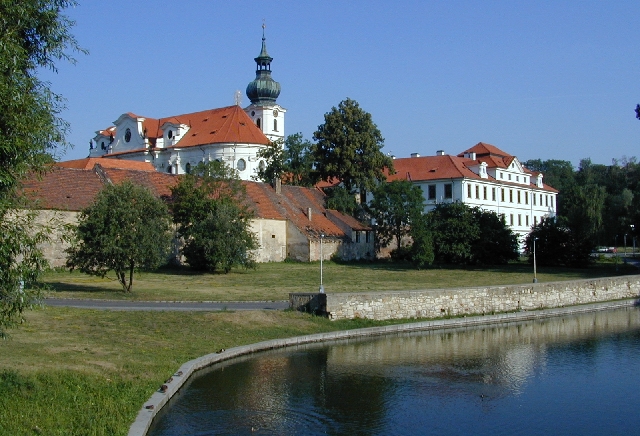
368, 180, 425, 251
255, 133, 318, 187
427, 203, 518, 265
427, 203, 479, 265
313, 98, 393, 194
1, 0, 84, 192
171, 161, 258, 273
66, 181, 172, 292
1, 0, 83, 333
470, 208, 519, 265
523, 158, 575, 215
0, 196, 50, 337
282, 133, 317, 186
408, 213, 435, 269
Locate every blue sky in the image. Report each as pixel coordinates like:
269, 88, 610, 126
44, 1, 640, 167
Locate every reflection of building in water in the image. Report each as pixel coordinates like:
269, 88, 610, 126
320, 308, 640, 396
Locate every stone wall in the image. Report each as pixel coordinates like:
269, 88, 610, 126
323, 275, 640, 320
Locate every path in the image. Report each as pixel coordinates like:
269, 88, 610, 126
43, 298, 289, 311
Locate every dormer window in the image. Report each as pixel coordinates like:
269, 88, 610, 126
125, 128, 132, 142
168, 130, 173, 139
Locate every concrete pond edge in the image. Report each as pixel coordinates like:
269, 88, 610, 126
128, 297, 639, 436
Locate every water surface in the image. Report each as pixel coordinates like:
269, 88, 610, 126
149, 307, 640, 435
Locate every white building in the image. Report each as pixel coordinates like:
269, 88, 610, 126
388, 142, 558, 242
87, 29, 285, 180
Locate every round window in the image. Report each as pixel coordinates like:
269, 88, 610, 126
259, 160, 266, 171
237, 159, 246, 171
125, 128, 132, 142
251, 111, 256, 117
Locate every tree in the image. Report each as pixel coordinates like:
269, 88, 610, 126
525, 217, 574, 267
368, 180, 425, 251
171, 161, 258, 273
427, 203, 479, 265
470, 208, 519, 265
1, 0, 83, 333
635, 104, 640, 121
313, 98, 393, 194
426, 203, 518, 265
0, 196, 49, 337
282, 133, 317, 186
255, 133, 318, 187
408, 213, 435, 269
254, 139, 286, 185
325, 186, 359, 217
66, 181, 172, 292
1, 1, 84, 193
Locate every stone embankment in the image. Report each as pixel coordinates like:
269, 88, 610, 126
291, 275, 640, 321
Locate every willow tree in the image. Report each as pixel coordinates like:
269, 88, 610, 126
0, 0, 84, 335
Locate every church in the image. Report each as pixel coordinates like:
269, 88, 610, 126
88, 28, 285, 180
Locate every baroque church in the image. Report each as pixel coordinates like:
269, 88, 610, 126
88, 28, 285, 180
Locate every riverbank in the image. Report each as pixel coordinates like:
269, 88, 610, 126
131, 298, 640, 435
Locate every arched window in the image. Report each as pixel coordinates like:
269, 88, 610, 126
273, 119, 278, 131
167, 165, 172, 174
256, 118, 261, 128
124, 128, 132, 142
185, 163, 191, 174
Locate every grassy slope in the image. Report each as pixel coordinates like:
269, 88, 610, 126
1, 261, 636, 435
43, 261, 634, 301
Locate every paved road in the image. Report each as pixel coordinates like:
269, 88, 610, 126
43, 298, 289, 311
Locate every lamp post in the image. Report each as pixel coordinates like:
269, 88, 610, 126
533, 237, 538, 284
631, 225, 636, 257
624, 234, 628, 260
319, 234, 325, 293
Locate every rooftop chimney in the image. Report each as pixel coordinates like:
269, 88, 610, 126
307, 207, 312, 221
410, 153, 420, 158
436, 150, 445, 156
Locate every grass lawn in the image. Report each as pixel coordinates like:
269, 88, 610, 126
43, 260, 637, 301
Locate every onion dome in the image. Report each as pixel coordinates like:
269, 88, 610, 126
246, 26, 281, 106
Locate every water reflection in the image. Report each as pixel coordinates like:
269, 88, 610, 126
149, 308, 640, 435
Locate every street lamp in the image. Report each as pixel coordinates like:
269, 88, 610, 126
533, 237, 538, 284
624, 234, 628, 260
631, 225, 636, 257
319, 234, 325, 293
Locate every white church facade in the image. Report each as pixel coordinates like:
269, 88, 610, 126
88, 29, 285, 180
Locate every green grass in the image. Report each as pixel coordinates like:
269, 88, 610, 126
43, 260, 637, 301
0, 307, 393, 436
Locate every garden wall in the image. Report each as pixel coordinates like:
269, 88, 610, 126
317, 275, 640, 321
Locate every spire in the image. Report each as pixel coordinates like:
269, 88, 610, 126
246, 23, 281, 106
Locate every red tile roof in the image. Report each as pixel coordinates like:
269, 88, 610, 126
22, 165, 178, 211
459, 142, 512, 159
21, 167, 105, 211
387, 154, 479, 182
387, 144, 558, 192
24, 165, 367, 240
56, 158, 155, 171
243, 182, 369, 240
99, 105, 269, 150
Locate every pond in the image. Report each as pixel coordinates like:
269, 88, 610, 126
148, 307, 640, 435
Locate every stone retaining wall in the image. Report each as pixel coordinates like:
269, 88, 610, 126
324, 275, 640, 320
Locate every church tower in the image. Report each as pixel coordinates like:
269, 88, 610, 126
244, 25, 286, 142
